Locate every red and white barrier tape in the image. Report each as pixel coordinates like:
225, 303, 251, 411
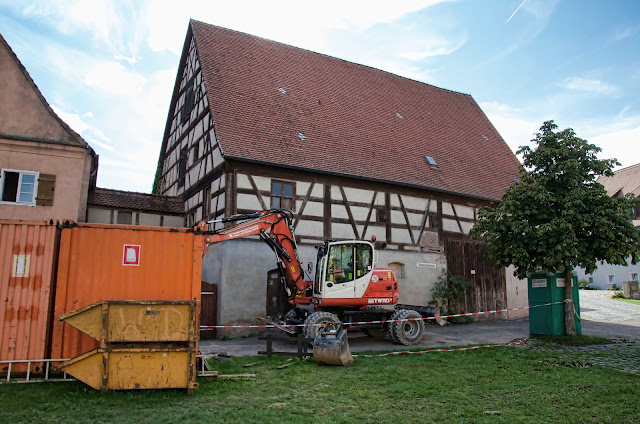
200, 300, 575, 329
353, 338, 528, 358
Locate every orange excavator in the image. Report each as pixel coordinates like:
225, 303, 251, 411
198, 209, 424, 346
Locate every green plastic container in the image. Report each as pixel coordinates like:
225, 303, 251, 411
528, 272, 581, 336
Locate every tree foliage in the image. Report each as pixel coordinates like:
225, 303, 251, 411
470, 120, 640, 280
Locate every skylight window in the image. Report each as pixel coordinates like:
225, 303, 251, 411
396, 112, 403, 119
425, 155, 437, 167
278, 87, 287, 94
482, 135, 488, 140
298, 132, 306, 141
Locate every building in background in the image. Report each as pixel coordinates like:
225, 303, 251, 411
87, 188, 184, 227
577, 163, 640, 289
0, 34, 97, 222
153, 20, 525, 330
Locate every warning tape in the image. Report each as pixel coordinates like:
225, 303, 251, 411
199, 300, 575, 329
353, 338, 528, 358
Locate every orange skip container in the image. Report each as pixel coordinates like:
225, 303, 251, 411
50, 222, 202, 361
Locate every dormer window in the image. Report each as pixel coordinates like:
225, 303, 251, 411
424, 156, 438, 168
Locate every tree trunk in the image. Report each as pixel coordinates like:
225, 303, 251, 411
564, 268, 577, 336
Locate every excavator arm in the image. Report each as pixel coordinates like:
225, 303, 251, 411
197, 210, 311, 305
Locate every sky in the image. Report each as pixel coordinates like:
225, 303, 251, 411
1, 0, 639, 193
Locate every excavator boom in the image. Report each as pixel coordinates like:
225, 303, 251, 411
200, 210, 311, 305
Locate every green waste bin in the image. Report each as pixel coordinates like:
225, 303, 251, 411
528, 271, 581, 336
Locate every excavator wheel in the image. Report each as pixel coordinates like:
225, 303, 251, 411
303, 312, 341, 340
361, 306, 389, 339
388, 309, 424, 345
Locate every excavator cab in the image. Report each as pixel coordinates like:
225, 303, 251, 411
313, 241, 376, 300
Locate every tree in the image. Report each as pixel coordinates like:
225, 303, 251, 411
470, 121, 640, 335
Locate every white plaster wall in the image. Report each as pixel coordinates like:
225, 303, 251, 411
139, 213, 161, 227
201, 239, 447, 336
505, 265, 529, 319
576, 257, 640, 290
380, 250, 447, 307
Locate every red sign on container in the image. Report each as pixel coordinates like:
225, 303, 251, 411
123, 245, 141, 266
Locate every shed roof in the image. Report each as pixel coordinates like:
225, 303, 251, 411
88, 188, 184, 214
180, 21, 521, 202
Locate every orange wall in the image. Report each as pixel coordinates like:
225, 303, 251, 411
0, 139, 92, 221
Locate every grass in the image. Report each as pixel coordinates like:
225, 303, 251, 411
1, 342, 638, 424
529, 334, 613, 346
613, 297, 640, 305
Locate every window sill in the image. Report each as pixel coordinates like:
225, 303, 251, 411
0, 201, 36, 207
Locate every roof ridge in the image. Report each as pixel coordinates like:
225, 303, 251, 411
189, 19, 472, 97
94, 187, 181, 198
0, 33, 95, 155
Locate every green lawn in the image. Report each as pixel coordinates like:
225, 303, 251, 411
1, 340, 638, 424
613, 297, 640, 305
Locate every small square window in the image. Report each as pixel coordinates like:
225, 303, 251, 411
631, 273, 639, 282
607, 274, 615, 284
1, 169, 39, 206
271, 180, 295, 211
117, 211, 133, 225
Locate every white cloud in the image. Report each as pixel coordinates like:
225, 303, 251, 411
480, 100, 640, 169
7, 0, 148, 58
561, 77, 620, 96
611, 25, 639, 42
479, 101, 541, 154
51, 105, 115, 152
588, 126, 640, 168
144, 0, 451, 55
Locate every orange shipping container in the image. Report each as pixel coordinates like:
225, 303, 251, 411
0, 220, 60, 373
51, 222, 202, 360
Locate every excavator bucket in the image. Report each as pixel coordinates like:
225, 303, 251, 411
312, 323, 354, 366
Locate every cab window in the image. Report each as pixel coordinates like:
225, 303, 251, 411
355, 244, 373, 278
327, 244, 354, 284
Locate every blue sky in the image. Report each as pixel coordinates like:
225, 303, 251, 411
1, 0, 639, 193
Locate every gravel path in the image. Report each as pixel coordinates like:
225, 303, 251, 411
579, 290, 640, 322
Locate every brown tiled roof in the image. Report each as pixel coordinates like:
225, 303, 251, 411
597, 163, 640, 198
187, 21, 521, 202
88, 188, 184, 214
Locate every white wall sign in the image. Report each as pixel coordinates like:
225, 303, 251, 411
123, 245, 141, 266
556, 278, 565, 287
12, 254, 30, 278
532, 279, 547, 288
417, 262, 437, 268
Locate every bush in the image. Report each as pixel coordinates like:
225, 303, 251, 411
428, 270, 470, 318
607, 284, 620, 291
578, 279, 598, 290
611, 291, 626, 299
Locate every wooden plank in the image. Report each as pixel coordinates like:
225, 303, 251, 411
294, 182, 315, 229
360, 191, 377, 240
339, 186, 359, 239
397, 194, 416, 245
324, 185, 331, 239
450, 204, 465, 233
247, 175, 267, 210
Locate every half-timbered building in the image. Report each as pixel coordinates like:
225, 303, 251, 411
154, 20, 523, 332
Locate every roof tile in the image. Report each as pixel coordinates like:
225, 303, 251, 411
190, 21, 521, 202
88, 188, 184, 214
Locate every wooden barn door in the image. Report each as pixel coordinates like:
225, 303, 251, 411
445, 237, 506, 319
200, 281, 218, 339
